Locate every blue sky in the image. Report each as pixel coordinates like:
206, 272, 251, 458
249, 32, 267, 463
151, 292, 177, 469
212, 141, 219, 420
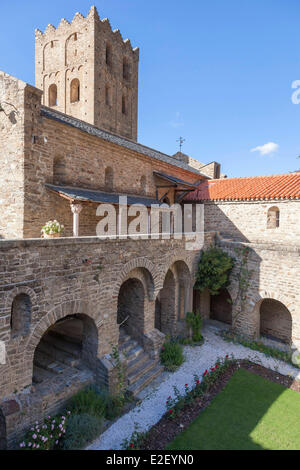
1, 0, 300, 177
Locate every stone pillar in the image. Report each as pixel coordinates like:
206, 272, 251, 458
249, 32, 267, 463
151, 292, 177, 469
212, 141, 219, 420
70, 203, 83, 237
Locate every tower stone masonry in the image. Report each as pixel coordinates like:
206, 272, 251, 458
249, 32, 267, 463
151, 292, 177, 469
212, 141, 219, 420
35, 6, 139, 140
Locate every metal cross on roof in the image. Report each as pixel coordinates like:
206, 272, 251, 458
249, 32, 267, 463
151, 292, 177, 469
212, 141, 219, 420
177, 136, 185, 152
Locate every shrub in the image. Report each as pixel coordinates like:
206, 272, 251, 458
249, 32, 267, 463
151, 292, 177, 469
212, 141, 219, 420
185, 312, 203, 343
160, 339, 184, 372
19, 412, 70, 450
105, 394, 125, 421
195, 247, 234, 296
63, 413, 103, 450
69, 386, 107, 418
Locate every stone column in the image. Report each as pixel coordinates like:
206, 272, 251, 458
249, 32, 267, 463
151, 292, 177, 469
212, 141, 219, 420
70, 203, 83, 237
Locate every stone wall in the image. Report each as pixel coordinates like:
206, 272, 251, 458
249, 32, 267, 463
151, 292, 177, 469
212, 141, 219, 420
203, 200, 300, 244
0, 234, 207, 446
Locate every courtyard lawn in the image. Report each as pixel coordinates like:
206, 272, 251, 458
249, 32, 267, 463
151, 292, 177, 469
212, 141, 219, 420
167, 368, 300, 450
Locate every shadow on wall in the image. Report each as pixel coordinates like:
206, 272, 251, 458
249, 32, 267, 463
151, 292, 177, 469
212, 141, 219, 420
189, 202, 294, 346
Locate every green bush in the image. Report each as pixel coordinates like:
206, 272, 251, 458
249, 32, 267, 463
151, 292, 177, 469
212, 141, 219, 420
69, 386, 107, 418
186, 312, 203, 343
160, 339, 184, 372
63, 413, 103, 450
105, 394, 124, 421
195, 247, 234, 296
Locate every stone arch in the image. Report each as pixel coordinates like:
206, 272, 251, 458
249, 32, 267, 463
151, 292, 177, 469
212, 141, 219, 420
113, 258, 160, 302
155, 269, 176, 334
33, 313, 99, 384
251, 290, 296, 341
5, 286, 37, 311
260, 299, 292, 345
25, 300, 101, 363
117, 278, 145, 342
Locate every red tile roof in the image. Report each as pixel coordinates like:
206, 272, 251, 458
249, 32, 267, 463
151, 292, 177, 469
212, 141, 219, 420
185, 173, 300, 202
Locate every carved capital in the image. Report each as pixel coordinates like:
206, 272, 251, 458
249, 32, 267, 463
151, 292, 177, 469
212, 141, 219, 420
70, 203, 83, 215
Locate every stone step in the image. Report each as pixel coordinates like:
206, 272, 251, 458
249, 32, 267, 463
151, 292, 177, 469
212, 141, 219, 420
124, 344, 144, 362
37, 341, 80, 367
32, 365, 54, 384
119, 338, 139, 355
34, 351, 68, 375
127, 358, 158, 386
128, 364, 164, 397
119, 332, 131, 346
43, 333, 81, 358
126, 352, 149, 376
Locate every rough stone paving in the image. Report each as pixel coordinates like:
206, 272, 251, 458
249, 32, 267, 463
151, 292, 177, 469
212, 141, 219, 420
87, 326, 300, 450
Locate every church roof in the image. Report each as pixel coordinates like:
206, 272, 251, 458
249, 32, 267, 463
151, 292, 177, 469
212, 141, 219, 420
184, 173, 300, 202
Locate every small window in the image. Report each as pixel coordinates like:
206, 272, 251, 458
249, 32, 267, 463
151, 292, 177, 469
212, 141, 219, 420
267, 206, 280, 229
106, 44, 112, 67
105, 85, 111, 106
11, 294, 31, 338
123, 58, 130, 80
74, 33, 78, 41
105, 167, 114, 191
70, 78, 80, 103
122, 95, 127, 115
48, 84, 57, 107
51, 41, 54, 48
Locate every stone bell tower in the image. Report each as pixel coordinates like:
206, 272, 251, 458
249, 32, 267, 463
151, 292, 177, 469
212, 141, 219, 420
35, 6, 139, 141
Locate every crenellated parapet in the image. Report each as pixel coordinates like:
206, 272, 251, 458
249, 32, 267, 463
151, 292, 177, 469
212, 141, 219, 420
35, 5, 139, 140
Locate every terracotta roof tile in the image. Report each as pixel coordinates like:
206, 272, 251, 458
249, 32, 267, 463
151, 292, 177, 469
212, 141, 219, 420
184, 173, 300, 202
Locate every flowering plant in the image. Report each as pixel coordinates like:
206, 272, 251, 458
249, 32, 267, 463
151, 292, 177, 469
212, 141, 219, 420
41, 220, 64, 236
19, 412, 70, 450
166, 355, 232, 419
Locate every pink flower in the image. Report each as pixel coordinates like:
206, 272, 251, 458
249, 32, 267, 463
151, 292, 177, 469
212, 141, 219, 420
32, 434, 37, 440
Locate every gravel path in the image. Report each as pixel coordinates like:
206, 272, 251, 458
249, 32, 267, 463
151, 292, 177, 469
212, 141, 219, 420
87, 326, 300, 450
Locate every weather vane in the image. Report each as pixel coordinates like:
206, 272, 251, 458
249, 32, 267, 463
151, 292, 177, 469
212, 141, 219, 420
177, 136, 185, 152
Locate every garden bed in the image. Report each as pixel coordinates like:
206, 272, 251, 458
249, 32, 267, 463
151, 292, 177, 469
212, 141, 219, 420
134, 360, 300, 450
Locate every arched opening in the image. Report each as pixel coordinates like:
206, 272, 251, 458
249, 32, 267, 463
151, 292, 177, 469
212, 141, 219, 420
11, 294, 31, 338
155, 270, 176, 335
106, 43, 112, 67
105, 166, 114, 191
267, 206, 280, 229
118, 278, 145, 342
70, 78, 80, 103
0, 409, 6, 450
33, 314, 98, 385
48, 84, 57, 107
123, 58, 130, 80
210, 289, 232, 325
260, 299, 292, 344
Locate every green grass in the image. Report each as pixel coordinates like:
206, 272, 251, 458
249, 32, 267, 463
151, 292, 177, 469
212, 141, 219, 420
167, 369, 300, 450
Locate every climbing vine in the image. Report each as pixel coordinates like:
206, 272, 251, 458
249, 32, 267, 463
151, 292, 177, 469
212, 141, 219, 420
109, 342, 127, 409
195, 247, 234, 296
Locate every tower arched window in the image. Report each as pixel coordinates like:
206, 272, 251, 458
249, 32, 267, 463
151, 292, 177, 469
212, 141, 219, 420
105, 167, 114, 191
106, 43, 112, 67
70, 79, 80, 103
123, 58, 130, 80
267, 206, 280, 229
48, 84, 58, 107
